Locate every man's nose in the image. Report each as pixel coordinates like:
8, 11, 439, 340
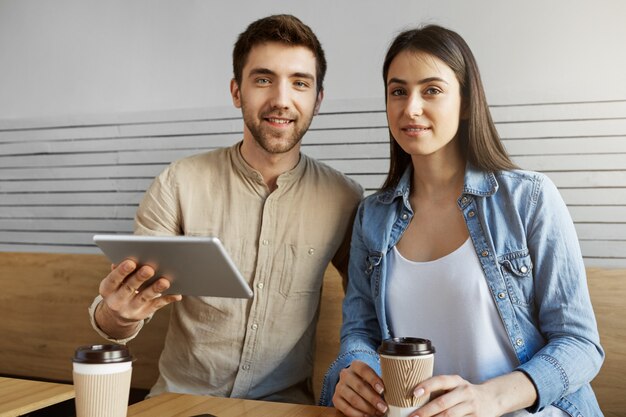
270, 81, 290, 109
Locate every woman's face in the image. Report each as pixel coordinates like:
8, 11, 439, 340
386, 50, 463, 159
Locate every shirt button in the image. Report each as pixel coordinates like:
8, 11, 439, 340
516, 338, 524, 346
242, 364, 250, 370
401, 213, 408, 220
308, 248, 315, 255
481, 250, 489, 257
262, 239, 269, 246
257, 282, 264, 289
498, 292, 506, 299
251, 323, 258, 330
520, 266, 528, 273
468, 211, 475, 218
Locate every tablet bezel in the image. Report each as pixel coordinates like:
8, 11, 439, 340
93, 234, 253, 298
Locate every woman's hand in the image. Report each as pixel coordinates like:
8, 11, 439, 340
332, 360, 388, 417
409, 371, 536, 417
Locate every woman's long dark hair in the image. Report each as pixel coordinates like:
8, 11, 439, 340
381, 25, 517, 190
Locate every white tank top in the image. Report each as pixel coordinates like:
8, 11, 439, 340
386, 238, 567, 417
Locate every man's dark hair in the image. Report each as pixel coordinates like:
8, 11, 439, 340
233, 14, 327, 93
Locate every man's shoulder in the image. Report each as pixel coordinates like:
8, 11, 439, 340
302, 154, 363, 197
166, 146, 232, 175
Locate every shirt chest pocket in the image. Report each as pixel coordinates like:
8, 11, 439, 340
499, 250, 534, 307
278, 243, 326, 297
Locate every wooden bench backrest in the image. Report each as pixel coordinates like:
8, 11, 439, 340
0, 253, 623, 415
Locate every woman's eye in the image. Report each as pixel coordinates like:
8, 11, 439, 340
390, 88, 406, 96
424, 87, 442, 95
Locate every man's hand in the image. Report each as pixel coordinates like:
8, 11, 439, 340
95, 259, 182, 339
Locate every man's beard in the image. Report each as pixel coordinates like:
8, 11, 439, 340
241, 104, 314, 154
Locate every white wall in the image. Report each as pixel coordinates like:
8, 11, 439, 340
1, 0, 626, 120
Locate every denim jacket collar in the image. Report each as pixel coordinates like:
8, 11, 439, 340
376, 162, 498, 207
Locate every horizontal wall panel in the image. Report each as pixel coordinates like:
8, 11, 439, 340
490, 100, 626, 122
0, 164, 165, 180
0, 231, 99, 245
0, 218, 133, 232
1, 100, 624, 268
322, 158, 389, 175
561, 188, 626, 206
514, 154, 626, 172
0, 205, 137, 219
0, 244, 97, 254
569, 206, 626, 223
580, 240, 626, 258
546, 171, 626, 188
496, 118, 626, 139
304, 127, 388, 144
0, 178, 153, 193
583, 258, 626, 269
575, 223, 626, 240
504, 136, 626, 156
0, 192, 145, 206
0, 134, 240, 157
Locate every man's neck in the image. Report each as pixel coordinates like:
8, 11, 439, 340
240, 139, 301, 192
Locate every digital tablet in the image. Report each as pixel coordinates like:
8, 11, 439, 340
93, 234, 253, 298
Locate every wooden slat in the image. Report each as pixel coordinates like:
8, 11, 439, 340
513, 154, 626, 172
490, 100, 626, 122
0, 218, 134, 232
0, 205, 136, 219
496, 118, 626, 139
504, 136, 626, 155
569, 206, 626, 223
0, 178, 153, 193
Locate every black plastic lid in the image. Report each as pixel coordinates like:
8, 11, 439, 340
377, 337, 435, 356
73, 344, 132, 364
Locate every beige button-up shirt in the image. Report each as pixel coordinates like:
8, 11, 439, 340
90, 143, 362, 404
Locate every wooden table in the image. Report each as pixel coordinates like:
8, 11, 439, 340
0, 376, 75, 417
128, 393, 345, 417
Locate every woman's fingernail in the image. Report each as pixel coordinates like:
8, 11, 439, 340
377, 402, 388, 413
375, 383, 384, 394
414, 387, 425, 397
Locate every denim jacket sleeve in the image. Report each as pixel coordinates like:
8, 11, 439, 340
319, 201, 383, 406
514, 175, 604, 412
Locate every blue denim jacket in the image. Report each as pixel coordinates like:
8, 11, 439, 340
320, 164, 604, 417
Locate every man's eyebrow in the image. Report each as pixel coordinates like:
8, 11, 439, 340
292, 72, 315, 81
248, 68, 315, 81
387, 76, 449, 86
249, 67, 275, 77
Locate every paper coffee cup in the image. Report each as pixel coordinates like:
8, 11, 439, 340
378, 337, 435, 417
73, 344, 133, 417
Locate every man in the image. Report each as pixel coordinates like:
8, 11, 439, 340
88, 14, 362, 405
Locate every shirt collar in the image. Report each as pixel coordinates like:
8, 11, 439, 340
231, 141, 306, 187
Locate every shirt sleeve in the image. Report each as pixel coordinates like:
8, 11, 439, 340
87, 295, 148, 344
516, 174, 604, 412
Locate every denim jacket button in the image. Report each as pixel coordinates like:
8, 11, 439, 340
401, 213, 408, 220
468, 211, 475, 218
520, 265, 528, 273
481, 250, 489, 257
516, 338, 524, 346
498, 292, 506, 299
461, 196, 469, 204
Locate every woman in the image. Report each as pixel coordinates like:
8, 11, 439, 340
320, 25, 603, 417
